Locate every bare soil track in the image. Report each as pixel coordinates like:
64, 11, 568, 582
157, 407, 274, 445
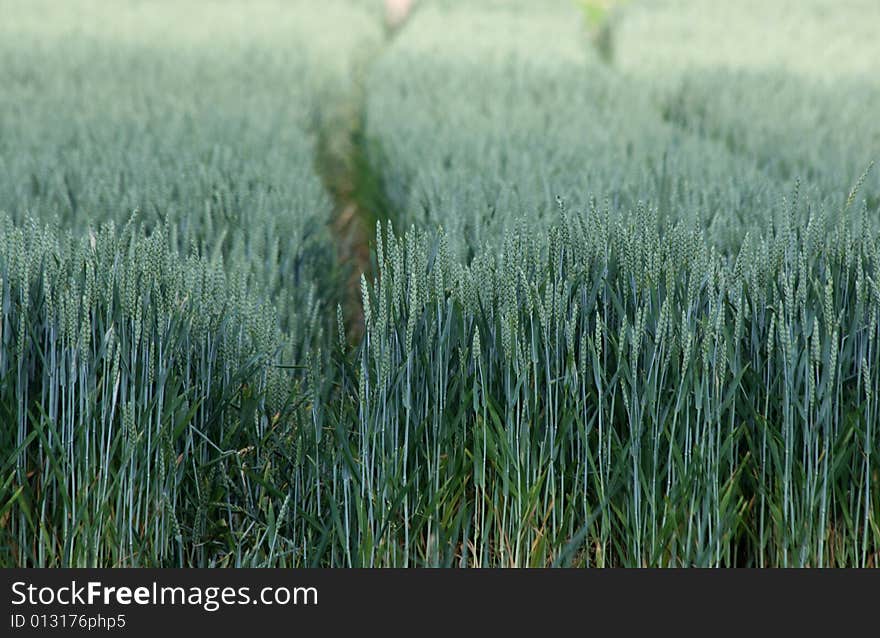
316, 6, 413, 343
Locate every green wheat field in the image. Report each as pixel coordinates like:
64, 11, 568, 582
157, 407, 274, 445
1, 0, 878, 567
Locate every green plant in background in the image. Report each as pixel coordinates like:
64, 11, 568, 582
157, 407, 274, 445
577, 0, 628, 63
347, 193, 879, 566
614, 0, 880, 211
364, 1, 864, 261
0, 0, 379, 567
0, 0, 383, 349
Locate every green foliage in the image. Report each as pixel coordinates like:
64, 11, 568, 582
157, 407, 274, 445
615, 0, 880, 213
0, 0, 878, 567
577, 1, 629, 63
364, 1, 865, 262
351, 205, 880, 566
0, 216, 300, 565
0, 0, 381, 342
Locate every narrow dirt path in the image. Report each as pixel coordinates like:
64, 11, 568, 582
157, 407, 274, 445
316, 3, 413, 343
316, 105, 372, 343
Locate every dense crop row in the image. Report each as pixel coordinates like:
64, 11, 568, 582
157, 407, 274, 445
0, 0, 877, 566
364, 0, 865, 258
0, 0, 378, 566
354, 0, 879, 565
0, 0, 380, 342
0, 217, 292, 565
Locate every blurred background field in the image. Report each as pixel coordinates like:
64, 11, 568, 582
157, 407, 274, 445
0, 0, 877, 567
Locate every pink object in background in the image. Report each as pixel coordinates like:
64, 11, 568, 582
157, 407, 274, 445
385, 0, 414, 30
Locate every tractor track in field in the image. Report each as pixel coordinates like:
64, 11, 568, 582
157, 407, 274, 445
315, 4, 413, 343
